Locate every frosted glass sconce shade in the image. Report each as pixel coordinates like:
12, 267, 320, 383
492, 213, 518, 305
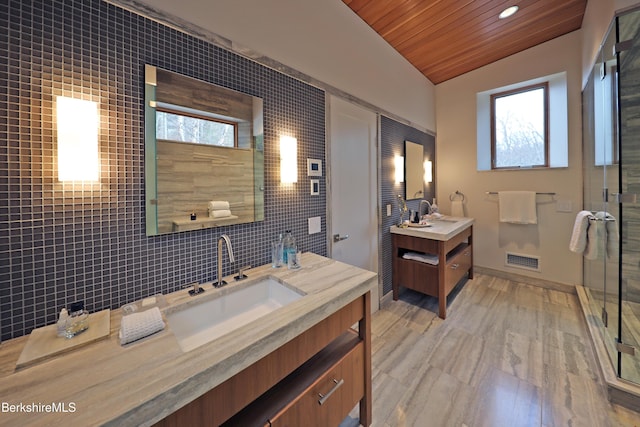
424, 160, 433, 183
280, 135, 297, 183
57, 96, 99, 181
394, 155, 404, 184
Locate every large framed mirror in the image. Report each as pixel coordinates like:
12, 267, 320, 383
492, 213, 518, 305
144, 65, 264, 236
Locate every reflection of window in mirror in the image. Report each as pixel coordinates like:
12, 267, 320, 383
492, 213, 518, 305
144, 65, 265, 236
156, 108, 237, 147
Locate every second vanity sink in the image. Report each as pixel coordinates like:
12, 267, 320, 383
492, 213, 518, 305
166, 278, 304, 352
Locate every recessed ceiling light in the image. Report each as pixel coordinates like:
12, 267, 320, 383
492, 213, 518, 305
499, 5, 519, 19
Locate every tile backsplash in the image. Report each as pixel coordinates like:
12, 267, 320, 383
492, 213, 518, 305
0, 0, 326, 340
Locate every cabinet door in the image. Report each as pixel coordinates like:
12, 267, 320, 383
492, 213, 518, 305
269, 342, 364, 427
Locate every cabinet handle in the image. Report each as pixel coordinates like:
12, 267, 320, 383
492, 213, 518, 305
318, 378, 344, 405
450, 263, 460, 270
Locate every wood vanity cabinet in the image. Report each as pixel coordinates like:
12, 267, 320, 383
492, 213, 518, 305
392, 224, 473, 319
153, 292, 371, 427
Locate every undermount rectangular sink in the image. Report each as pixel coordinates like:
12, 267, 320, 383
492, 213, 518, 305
431, 218, 458, 223
166, 278, 304, 352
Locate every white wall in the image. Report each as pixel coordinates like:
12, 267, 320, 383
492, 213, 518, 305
582, 0, 640, 88
134, 0, 436, 131
435, 31, 584, 286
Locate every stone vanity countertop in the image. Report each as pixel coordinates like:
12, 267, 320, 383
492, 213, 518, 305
390, 216, 474, 241
0, 253, 377, 427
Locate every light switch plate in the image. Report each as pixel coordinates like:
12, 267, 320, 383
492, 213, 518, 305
556, 200, 572, 213
308, 216, 321, 234
386, 204, 391, 217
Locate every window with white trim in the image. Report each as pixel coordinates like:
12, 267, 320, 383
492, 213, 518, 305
477, 72, 568, 171
491, 82, 549, 169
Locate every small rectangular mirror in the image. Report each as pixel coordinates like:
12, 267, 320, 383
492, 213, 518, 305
405, 140, 424, 200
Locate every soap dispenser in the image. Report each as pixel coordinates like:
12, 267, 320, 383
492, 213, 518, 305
431, 198, 439, 214
56, 308, 69, 338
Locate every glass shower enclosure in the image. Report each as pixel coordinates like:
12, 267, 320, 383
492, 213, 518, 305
583, 6, 640, 386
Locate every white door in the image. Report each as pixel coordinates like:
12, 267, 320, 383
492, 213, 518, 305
328, 96, 379, 310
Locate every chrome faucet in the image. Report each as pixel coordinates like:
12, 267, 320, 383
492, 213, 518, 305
419, 199, 432, 217
214, 234, 235, 288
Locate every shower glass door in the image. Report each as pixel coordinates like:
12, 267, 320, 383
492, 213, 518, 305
601, 15, 622, 379
584, 12, 623, 377
617, 8, 640, 384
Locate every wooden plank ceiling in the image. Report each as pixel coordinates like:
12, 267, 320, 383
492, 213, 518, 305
342, 0, 587, 84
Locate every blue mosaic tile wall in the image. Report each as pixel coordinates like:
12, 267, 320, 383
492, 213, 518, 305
380, 115, 435, 295
0, 0, 326, 340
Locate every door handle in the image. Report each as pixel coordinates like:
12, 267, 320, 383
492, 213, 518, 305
333, 234, 349, 242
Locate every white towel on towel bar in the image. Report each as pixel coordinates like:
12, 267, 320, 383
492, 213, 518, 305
498, 191, 537, 224
595, 211, 619, 259
584, 216, 602, 260
451, 200, 465, 217
569, 211, 591, 254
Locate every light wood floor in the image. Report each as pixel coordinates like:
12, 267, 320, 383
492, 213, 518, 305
342, 274, 640, 427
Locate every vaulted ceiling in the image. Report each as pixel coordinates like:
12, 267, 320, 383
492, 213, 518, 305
342, 0, 588, 84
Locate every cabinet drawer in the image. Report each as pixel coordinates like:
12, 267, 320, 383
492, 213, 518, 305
269, 340, 364, 427
444, 245, 472, 295
395, 257, 439, 297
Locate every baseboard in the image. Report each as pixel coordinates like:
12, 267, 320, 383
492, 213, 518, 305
379, 289, 394, 308
474, 266, 576, 295
576, 285, 640, 412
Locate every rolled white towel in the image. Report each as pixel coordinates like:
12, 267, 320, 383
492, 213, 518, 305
569, 211, 591, 254
208, 201, 229, 211
211, 209, 232, 218
119, 307, 165, 345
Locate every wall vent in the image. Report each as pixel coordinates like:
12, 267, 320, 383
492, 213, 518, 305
505, 252, 540, 271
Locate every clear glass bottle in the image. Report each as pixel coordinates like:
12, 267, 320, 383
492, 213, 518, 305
272, 233, 284, 268
65, 301, 89, 338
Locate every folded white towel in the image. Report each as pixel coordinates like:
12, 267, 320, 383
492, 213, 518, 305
211, 209, 232, 218
208, 201, 230, 211
498, 191, 537, 224
402, 251, 439, 265
451, 200, 465, 217
569, 211, 592, 253
119, 307, 165, 345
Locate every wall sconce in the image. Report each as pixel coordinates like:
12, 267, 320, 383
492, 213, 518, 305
424, 160, 433, 183
394, 155, 404, 184
56, 96, 99, 182
280, 135, 297, 183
